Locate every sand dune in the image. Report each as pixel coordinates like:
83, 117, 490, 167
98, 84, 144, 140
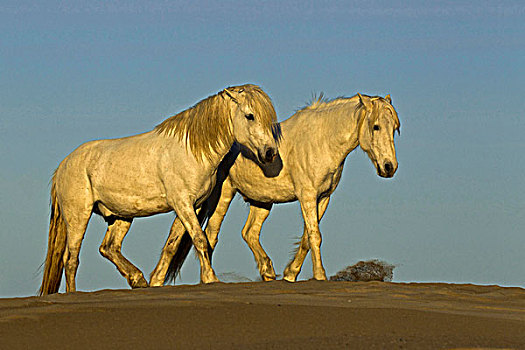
1, 281, 524, 349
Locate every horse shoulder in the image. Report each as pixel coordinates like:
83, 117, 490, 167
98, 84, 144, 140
155, 144, 221, 206
327, 160, 346, 193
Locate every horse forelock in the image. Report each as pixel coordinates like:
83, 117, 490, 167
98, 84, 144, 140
242, 85, 278, 123
375, 98, 401, 133
364, 97, 401, 134
238, 84, 281, 143
154, 92, 234, 162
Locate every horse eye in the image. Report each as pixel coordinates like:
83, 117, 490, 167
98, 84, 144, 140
373, 125, 380, 131
245, 113, 255, 121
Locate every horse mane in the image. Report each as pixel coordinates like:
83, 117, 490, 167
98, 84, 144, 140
300, 93, 400, 133
302, 93, 353, 111
155, 84, 278, 161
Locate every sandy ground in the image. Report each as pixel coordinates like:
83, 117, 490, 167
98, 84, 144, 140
1, 281, 524, 349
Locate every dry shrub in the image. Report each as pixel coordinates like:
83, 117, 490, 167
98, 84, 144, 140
329, 259, 395, 282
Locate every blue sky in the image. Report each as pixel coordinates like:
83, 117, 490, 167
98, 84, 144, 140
1, 1, 524, 297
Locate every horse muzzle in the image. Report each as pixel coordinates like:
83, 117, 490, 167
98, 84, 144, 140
377, 161, 397, 178
258, 146, 278, 164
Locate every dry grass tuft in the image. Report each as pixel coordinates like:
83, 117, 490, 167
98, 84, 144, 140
329, 259, 395, 282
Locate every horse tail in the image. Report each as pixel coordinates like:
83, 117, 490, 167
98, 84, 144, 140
165, 202, 211, 284
39, 173, 67, 295
164, 231, 193, 284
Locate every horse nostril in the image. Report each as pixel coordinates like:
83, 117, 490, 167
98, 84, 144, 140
384, 162, 393, 173
265, 148, 275, 162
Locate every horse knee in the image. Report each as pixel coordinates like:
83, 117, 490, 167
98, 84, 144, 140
300, 238, 310, 250
191, 235, 208, 252
64, 255, 78, 274
99, 242, 119, 259
99, 244, 109, 258
242, 224, 260, 243
308, 231, 322, 247
241, 230, 250, 243
163, 237, 178, 255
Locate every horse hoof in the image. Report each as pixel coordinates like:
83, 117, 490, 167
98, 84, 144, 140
149, 279, 163, 287
131, 276, 149, 288
282, 267, 298, 282
202, 275, 220, 284
262, 274, 276, 281
282, 275, 296, 282
149, 272, 164, 287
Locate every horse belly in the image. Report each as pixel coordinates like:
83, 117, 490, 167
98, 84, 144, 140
233, 174, 296, 203
91, 171, 171, 218
95, 190, 171, 218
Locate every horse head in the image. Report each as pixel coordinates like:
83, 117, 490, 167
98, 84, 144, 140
357, 93, 400, 178
221, 84, 281, 164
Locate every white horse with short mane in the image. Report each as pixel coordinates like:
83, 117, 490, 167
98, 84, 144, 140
149, 93, 400, 285
40, 84, 280, 295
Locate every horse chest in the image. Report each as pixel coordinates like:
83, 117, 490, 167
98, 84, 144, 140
230, 160, 296, 203
194, 176, 217, 207
317, 163, 344, 197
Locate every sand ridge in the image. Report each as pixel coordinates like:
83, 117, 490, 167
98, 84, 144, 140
1, 281, 524, 349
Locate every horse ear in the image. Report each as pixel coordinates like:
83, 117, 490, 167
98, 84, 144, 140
385, 94, 391, 104
222, 88, 238, 103
358, 93, 372, 112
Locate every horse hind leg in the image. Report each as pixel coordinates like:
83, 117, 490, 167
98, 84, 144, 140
99, 217, 148, 288
242, 203, 276, 281
63, 207, 93, 293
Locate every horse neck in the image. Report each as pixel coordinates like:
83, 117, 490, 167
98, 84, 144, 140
155, 93, 235, 165
207, 140, 235, 169
322, 99, 362, 159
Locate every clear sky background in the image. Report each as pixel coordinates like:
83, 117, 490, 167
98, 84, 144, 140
1, 1, 524, 297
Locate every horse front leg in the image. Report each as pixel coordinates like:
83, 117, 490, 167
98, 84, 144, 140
174, 202, 219, 284
150, 183, 233, 286
283, 196, 330, 282
287, 195, 329, 281
99, 217, 148, 288
241, 203, 276, 281
149, 216, 187, 287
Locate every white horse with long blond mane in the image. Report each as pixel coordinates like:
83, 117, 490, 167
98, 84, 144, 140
40, 84, 280, 295
149, 93, 400, 285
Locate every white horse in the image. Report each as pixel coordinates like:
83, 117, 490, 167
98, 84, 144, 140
149, 93, 400, 285
40, 84, 280, 295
